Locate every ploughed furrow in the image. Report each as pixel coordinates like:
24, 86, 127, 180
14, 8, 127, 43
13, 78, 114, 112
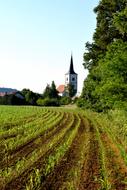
100, 132, 127, 190
79, 123, 100, 190
3, 112, 69, 169
3, 113, 77, 190
41, 116, 100, 190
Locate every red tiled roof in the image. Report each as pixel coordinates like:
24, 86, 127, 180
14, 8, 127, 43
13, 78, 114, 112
0, 92, 6, 97
0, 90, 17, 97
57, 85, 65, 93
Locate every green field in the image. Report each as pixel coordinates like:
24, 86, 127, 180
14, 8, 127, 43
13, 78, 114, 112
0, 106, 127, 190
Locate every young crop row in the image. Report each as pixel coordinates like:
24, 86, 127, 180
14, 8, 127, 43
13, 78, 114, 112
0, 107, 50, 136
83, 110, 127, 190
4, 111, 101, 190
42, 116, 92, 190
0, 107, 49, 130
0, 109, 61, 152
0, 110, 65, 164
0, 107, 78, 189
0, 106, 127, 190
4, 113, 81, 190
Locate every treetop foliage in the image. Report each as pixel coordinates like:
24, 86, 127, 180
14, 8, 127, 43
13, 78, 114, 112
83, 0, 127, 71
43, 81, 59, 99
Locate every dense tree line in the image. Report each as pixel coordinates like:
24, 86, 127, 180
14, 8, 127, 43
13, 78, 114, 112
0, 81, 73, 106
0, 90, 40, 105
79, 0, 127, 111
0, 94, 26, 105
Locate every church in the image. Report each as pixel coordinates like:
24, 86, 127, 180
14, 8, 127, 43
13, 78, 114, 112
57, 55, 78, 97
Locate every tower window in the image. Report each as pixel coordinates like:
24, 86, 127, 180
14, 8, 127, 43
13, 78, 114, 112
72, 77, 75, 81
66, 77, 68, 81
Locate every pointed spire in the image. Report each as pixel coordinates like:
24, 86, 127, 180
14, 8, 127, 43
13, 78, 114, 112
69, 54, 76, 74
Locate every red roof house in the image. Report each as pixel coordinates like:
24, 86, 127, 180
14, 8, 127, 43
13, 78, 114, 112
57, 85, 65, 96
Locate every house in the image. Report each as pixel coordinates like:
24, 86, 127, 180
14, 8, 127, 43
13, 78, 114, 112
0, 88, 17, 96
57, 84, 65, 96
0, 88, 24, 99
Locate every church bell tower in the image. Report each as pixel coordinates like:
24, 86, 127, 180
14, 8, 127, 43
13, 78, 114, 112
65, 55, 78, 96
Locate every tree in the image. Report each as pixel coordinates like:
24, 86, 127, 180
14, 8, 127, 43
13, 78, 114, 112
113, 7, 127, 38
50, 81, 59, 99
43, 81, 59, 99
21, 89, 40, 105
81, 0, 127, 111
81, 40, 127, 111
65, 84, 76, 98
43, 84, 52, 98
83, 0, 126, 71
38, 81, 60, 107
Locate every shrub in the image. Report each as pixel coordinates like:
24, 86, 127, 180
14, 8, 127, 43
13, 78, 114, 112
37, 98, 60, 107
59, 96, 71, 105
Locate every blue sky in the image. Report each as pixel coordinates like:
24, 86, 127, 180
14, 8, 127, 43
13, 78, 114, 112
0, 0, 99, 93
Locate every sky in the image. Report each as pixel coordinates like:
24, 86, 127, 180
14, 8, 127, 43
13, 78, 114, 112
0, 0, 99, 94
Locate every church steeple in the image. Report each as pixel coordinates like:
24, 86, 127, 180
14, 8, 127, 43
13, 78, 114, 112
68, 54, 77, 74
69, 55, 75, 74
65, 54, 78, 96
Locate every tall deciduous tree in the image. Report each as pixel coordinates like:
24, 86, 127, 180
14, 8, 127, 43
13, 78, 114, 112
21, 89, 40, 105
113, 7, 127, 38
81, 0, 127, 111
83, 0, 126, 71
